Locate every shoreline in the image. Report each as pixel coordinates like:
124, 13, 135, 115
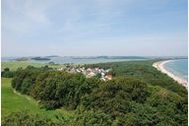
153, 60, 188, 89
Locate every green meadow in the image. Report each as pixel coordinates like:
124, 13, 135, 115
1, 77, 74, 121
1, 61, 63, 71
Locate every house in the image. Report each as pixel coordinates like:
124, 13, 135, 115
101, 72, 105, 77
76, 69, 81, 73
57, 67, 64, 71
105, 74, 113, 80
105, 71, 113, 80
57, 65, 113, 81
70, 68, 77, 73
86, 71, 96, 78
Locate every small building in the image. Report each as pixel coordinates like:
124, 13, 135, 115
105, 74, 113, 80
86, 72, 96, 78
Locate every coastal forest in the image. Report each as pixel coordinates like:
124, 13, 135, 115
2, 60, 188, 126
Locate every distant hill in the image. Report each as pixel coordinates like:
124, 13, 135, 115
45, 55, 59, 58
15, 57, 29, 61
31, 57, 50, 61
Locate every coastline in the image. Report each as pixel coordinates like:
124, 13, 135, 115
153, 60, 188, 89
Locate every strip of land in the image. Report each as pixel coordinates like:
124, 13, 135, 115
153, 60, 188, 89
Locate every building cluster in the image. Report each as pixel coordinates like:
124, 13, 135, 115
57, 65, 113, 81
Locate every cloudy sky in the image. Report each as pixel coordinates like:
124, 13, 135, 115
2, 0, 188, 57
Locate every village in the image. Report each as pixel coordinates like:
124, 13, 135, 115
57, 64, 113, 81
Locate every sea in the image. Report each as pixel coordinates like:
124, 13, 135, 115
164, 59, 188, 82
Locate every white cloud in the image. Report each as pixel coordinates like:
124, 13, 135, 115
2, 0, 52, 36
6, 0, 50, 23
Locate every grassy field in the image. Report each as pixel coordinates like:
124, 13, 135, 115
1, 61, 64, 71
1, 78, 74, 121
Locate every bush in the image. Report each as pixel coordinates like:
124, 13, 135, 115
81, 77, 148, 116
1, 67, 15, 78
74, 109, 113, 126
2, 111, 56, 126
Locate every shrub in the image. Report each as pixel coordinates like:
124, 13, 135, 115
2, 111, 56, 126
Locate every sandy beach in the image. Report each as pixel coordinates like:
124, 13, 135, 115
153, 60, 188, 89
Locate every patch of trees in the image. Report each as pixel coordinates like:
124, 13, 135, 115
11, 66, 100, 110
1, 67, 15, 78
10, 64, 188, 126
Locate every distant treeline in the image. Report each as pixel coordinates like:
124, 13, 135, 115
31, 57, 51, 60
3, 60, 187, 126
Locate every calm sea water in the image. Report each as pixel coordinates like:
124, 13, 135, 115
164, 59, 188, 82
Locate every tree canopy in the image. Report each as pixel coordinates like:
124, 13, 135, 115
4, 60, 188, 126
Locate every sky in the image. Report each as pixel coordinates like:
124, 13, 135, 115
2, 0, 188, 57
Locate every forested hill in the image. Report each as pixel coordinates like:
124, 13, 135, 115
2, 60, 188, 126
85, 60, 187, 96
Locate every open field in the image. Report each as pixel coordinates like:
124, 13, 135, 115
1, 78, 74, 121
1, 61, 64, 71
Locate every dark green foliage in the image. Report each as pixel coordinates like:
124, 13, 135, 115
1, 111, 73, 126
94, 73, 101, 78
146, 87, 188, 126
2, 111, 56, 126
4, 67, 10, 71
82, 78, 148, 113
1, 67, 15, 78
75, 109, 113, 126
12, 66, 100, 110
31, 72, 98, 110
20, 77, 33, 94
85, 60, 187, 97
117, 113, 138, 126
10, 60, 188, 126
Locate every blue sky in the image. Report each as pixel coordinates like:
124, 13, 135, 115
2, 0, 188, 57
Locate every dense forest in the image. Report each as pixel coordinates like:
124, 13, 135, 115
84, 60, 187, 96
2, 60, 188, 126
